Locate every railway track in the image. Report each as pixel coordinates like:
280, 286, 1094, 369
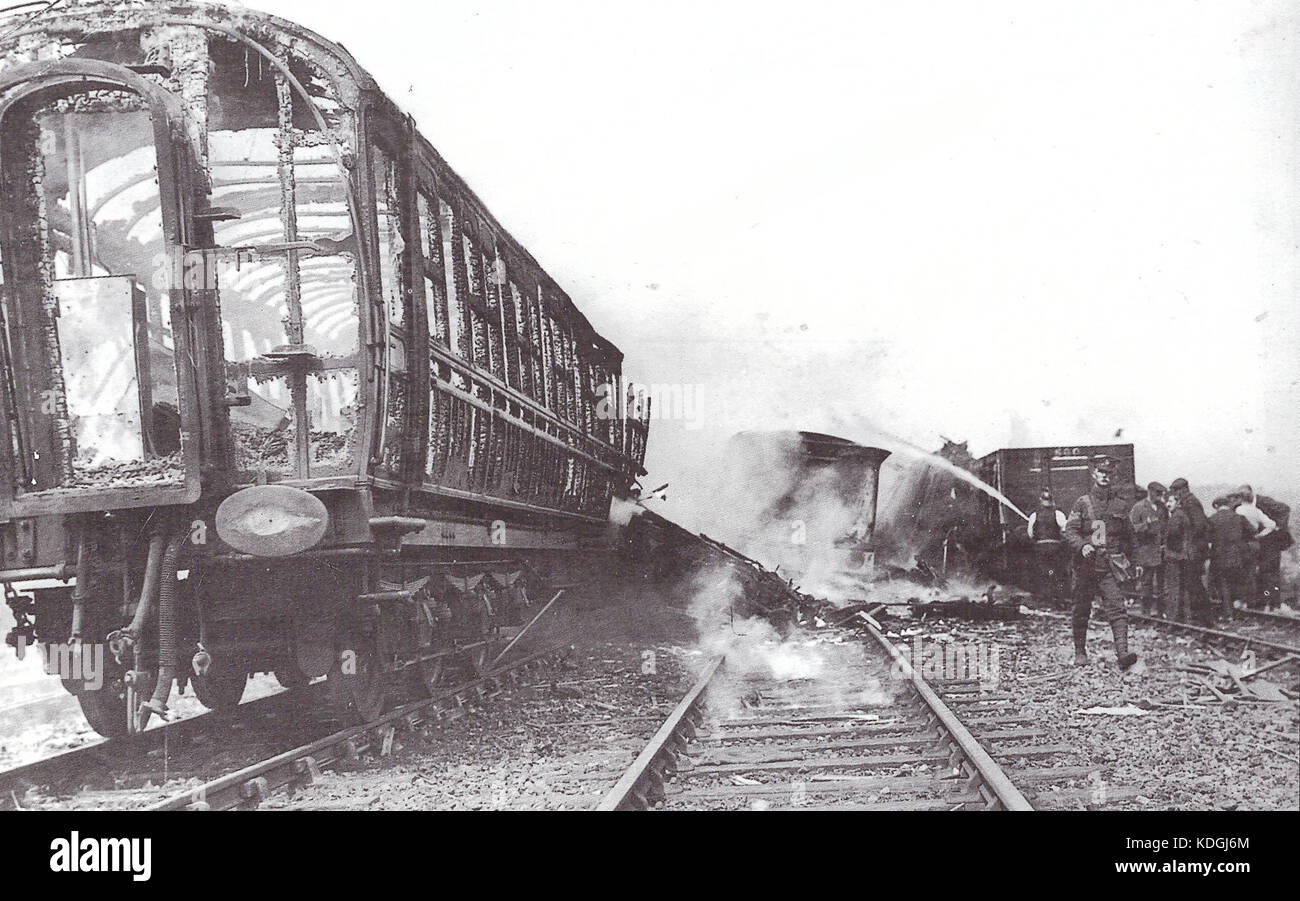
1020, 600, 1300, 663
595, 618, 1127, 811
145, 646, 565, 810
1236, 606, 1300, 626
1221, 605, 1300, 644
1, 647, 565, 810
0, 689, 77, 731
0, 680, 331, 809
1123, 610, 1300, 661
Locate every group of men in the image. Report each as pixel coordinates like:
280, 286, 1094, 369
1025, 455, 1293, 670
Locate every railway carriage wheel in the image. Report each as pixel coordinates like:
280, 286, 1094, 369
191, 662, 250, 711
75, 661, 157, 739
329, 635, 388, 724
76, 684, 129, 738
413, 589, 450, 696
416, 654, 444, 695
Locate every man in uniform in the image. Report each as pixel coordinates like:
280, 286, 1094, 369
1169, 478, 1210, 623
1129, 481, 1167, 615
1063, 455, 1138, 669
1027, 488, 1068, 608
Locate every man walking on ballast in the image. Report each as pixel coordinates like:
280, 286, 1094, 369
1064, 455, 1139, 670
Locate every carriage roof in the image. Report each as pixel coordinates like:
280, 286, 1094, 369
0, 0, 623, 361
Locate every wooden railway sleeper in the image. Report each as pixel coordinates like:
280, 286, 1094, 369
643, 765, 667, 806
242, 777, 269, 802
659, 738, 685, 777
293, 755, 322, 784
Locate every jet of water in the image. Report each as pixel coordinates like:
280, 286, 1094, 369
831, 420, 1030, 522
886, 443, 1029, 522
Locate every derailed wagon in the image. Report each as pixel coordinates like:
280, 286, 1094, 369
0, 1, 649, 735
885, 440, 1137, 586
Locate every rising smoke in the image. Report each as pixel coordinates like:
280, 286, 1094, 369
683, 563, 894, 716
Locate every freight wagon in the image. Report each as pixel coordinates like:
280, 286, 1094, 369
977, 443, 1137, 582
978, 444, 1137, 539
881, 441, 1136, 585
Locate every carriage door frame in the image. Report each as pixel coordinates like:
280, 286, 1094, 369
360, 103, 421, 488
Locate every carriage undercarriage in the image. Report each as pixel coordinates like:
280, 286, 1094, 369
5, 499, 577, 738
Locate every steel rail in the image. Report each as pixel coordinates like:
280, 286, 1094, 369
0, 681, 326, 810
859, 620, 1034, 811
147, 646, 567, 810
0, 688, 73, 718
594, 655, 723, 811
1029, 607, 1300, 658
1231, 607, 1300, 628
1123, 612, 1300, 657
598, 622, 1035, 811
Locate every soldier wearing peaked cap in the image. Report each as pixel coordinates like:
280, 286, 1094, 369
1063, 455, 1139, 669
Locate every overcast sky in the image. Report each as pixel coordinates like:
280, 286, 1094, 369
256, 0, 1299, 513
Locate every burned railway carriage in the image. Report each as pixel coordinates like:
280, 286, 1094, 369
0, 2, 650, 735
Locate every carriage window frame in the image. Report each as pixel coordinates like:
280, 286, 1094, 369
0, 62, 201, 515
206, 56, 363, 481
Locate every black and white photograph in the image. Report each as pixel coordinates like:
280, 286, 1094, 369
0, 0, 1293, 882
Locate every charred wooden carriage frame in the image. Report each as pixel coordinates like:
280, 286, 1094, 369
0, 1, 649, 736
